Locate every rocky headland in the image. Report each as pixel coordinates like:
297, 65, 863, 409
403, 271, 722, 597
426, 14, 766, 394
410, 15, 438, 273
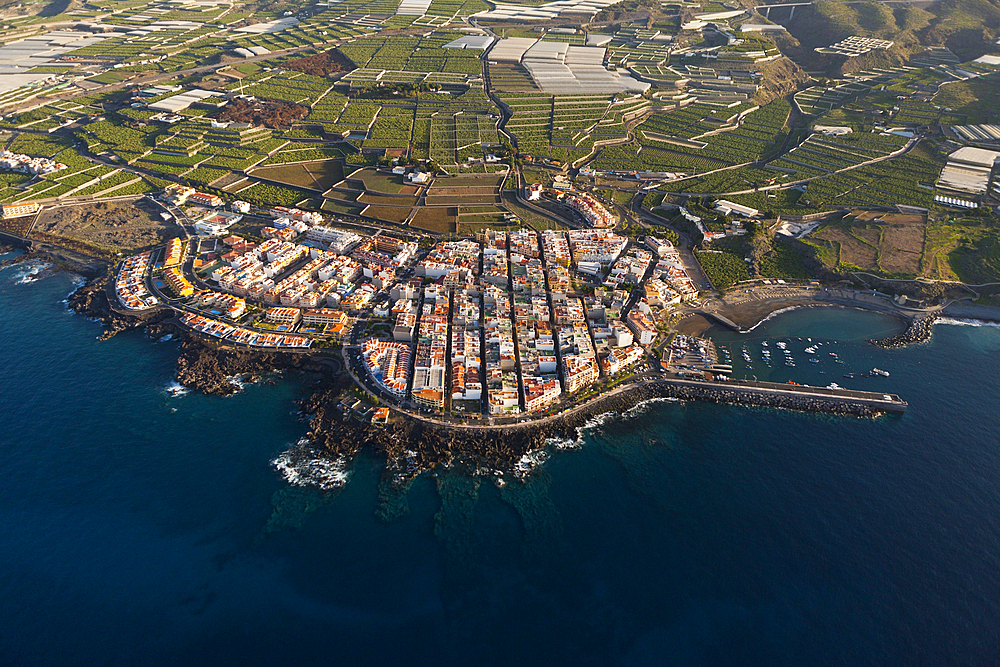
171, 334, 336, 396
68, 271, 171, 340
64, 267, 901, 487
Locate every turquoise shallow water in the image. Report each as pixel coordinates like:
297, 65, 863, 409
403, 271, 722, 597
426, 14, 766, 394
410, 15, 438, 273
1, 256, 999, 666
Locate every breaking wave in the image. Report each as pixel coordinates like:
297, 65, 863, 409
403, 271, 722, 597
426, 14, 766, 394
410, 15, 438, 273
544, 436, 580, 450
272, 437, 350, 491
580, 410, 618, 431
163, 381, 189, 398
225, 375, 248, 394
61, 274, 87, 311
9, 260, 53, 285
512, 449, 550, 479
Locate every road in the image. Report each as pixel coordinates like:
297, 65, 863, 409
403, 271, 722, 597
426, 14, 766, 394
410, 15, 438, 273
628, 192, 714, 292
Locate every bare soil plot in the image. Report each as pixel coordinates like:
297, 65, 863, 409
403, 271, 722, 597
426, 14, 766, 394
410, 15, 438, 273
458, 205, 508, 223
880, 223, 925, 275
218, 98, 309, 129
411, 207, 457, 233
809, 213, 927, 276
284, 49, 353, 76
32, 199, 180, 253
425, 194, 502, 206
359, 193, 419, 206
811, 225, 878, 270
441, 176, 505, 189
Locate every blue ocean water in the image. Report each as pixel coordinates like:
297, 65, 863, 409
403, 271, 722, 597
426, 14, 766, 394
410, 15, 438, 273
2, 255, 1000, 666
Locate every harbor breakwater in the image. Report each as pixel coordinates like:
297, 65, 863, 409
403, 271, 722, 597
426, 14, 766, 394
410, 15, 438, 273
869, 314, 937, 348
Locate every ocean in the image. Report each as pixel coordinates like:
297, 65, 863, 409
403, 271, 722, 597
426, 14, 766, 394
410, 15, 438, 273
2, 254, 999, 666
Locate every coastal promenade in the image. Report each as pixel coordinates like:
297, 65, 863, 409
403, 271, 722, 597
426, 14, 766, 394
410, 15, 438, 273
366, 372, 907, 434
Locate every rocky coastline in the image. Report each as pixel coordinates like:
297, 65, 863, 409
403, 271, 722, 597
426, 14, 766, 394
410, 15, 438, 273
64, 266, 899, 486
67, 271, 172, 340
869, 314, 937, 348
171, 333, 337, 396
299, 377, 892, 483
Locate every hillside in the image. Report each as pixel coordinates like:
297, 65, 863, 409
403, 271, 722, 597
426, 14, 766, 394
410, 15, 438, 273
776, 0, 1000, 74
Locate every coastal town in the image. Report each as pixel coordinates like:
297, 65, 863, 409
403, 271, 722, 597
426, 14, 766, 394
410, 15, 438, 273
111, 181, 709, 420
3, 0, 992, 429
4, 2, 1000, 660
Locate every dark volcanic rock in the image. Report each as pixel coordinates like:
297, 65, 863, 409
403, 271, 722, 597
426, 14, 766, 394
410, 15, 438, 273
869, 314, 936, 348
301, 378, 887, 482
67, 270, 171, 340
174, 338, 300, 396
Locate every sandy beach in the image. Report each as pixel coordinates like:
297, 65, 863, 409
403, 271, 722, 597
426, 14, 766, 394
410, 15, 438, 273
676, 288, 919, 336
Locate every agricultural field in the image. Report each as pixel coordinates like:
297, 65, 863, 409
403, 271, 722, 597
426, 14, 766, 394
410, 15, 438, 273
488, 64, 538, 93
799, 143, 943, 210
360, 205, 413, 225
336, 32, 482, 75
347, 169, 412, 195
225, 71, 334, 106
592, 100, 790, 174
800, 212, 928, 278
503, 94, 647, 165
234, 181, 310, 207
249, 160, 345, 192
695, 248, 751, 291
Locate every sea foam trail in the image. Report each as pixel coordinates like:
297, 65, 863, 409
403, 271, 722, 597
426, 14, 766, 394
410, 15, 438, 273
272, 437, 350, 491
937, 317, 1000, 328
622, 396, 681, 419
740, 305, 812, 333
